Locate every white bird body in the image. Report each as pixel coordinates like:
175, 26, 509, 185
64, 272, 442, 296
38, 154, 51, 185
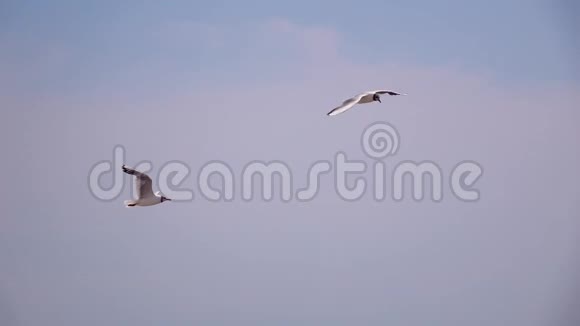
327, 89, 406, 116
357, 92, 379, 104
128, 192, 162, 207
122, 165, 171, 207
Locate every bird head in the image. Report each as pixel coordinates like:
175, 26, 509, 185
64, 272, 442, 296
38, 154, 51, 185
155, 191, 172, 203
373, 93, 381, 103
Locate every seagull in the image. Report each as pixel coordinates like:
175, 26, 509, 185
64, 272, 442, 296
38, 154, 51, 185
327, 90, 406, 117
122, 165, 171, 207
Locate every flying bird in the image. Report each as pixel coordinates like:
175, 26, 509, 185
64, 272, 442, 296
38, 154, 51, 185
327, 90, 406, 117
122, 164, 171, 207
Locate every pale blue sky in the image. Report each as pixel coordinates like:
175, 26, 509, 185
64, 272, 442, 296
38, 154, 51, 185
1, 1, 579, 326
1, 0, 578, 97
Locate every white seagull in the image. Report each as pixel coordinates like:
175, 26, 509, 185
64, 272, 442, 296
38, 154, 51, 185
327, 90, 406, 117
122, 165, 171, 207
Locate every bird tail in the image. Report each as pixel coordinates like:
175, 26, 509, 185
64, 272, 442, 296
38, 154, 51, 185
124, 200, 137, 207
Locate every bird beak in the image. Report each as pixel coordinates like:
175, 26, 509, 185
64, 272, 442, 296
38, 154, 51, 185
377, 98, 381, 103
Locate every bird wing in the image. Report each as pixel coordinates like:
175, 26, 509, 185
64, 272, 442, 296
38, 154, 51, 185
372, 90, 407, 96
327, 93, 366, 116
122, 165, 155, 199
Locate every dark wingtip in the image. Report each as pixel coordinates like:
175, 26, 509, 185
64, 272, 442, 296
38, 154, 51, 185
122, 165, 132, 174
